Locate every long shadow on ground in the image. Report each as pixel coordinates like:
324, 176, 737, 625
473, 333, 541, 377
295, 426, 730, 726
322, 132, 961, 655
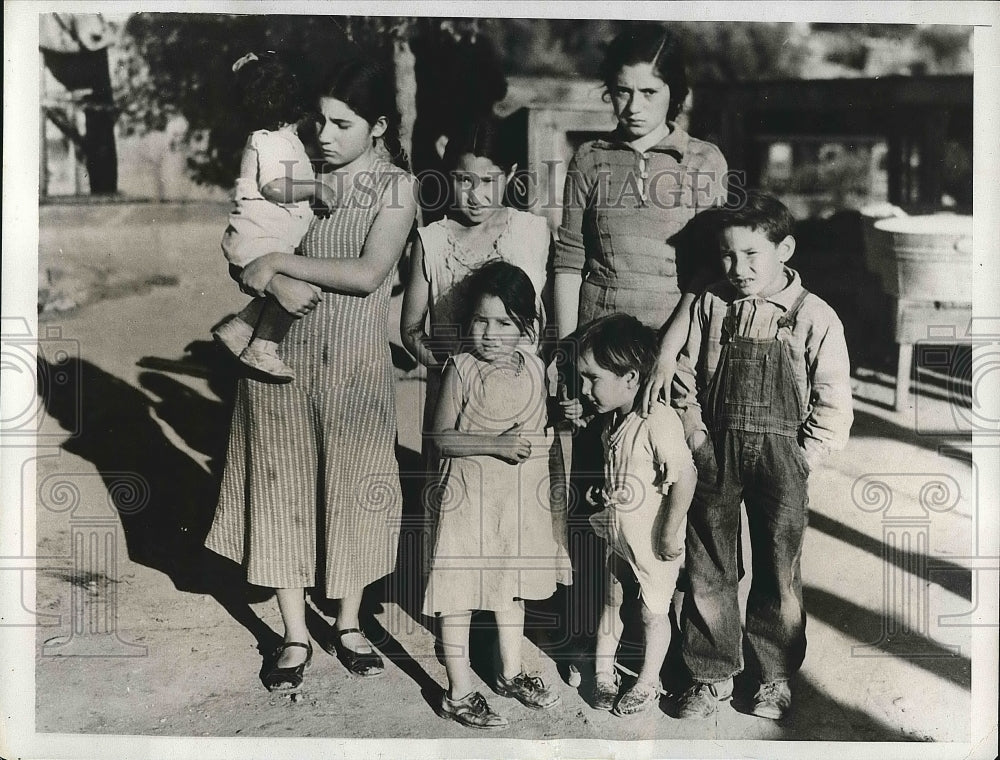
38, 351, 278, 657
804, 585, 971, 690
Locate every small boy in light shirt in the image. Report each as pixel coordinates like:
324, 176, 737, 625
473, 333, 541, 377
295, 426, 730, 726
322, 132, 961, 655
566, 314, 697, 716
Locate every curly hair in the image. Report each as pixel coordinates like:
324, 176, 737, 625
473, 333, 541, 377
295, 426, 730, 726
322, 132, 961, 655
233, 51, 305, 131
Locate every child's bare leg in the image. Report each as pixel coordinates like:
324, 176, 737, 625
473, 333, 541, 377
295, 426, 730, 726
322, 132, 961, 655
495, 602, 559, 708
495, 603, 525, 680
636, 602, 670, 687
250, 297, 296, 344
611, 602, 668, 715
240, 297, 298, 382
440, 611, 475, 699
595, 600, 624, 678
589, 599, 624, 709
236, 298, 265, 327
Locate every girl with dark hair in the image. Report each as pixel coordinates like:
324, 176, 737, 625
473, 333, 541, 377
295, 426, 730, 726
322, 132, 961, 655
206, 57, 418, 690
400, 119, 551, 461
214, 50, 338, 382
552, 21, 729, 702
554, 23, 729, 396
424, 260, 571, 729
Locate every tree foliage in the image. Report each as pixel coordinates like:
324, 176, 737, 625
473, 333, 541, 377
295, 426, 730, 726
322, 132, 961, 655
121, 14, 493, 187
117, 16, 971, 189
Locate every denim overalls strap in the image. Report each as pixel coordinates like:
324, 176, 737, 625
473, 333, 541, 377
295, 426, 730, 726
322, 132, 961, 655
705, 289, 811, 437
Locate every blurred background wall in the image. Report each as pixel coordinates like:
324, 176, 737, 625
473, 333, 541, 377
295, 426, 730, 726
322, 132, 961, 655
39, 15, 973, 212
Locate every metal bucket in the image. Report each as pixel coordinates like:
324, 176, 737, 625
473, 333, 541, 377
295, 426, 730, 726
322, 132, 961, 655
860, 203, 906, 291
871, 214, 972, 302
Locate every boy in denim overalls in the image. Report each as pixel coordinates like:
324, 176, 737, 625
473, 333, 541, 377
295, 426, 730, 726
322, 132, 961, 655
670, 191, 853, 720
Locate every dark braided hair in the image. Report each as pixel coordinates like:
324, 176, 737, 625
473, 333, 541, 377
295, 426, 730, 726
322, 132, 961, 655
232, 51, 305, 131
318, 58, 410, 172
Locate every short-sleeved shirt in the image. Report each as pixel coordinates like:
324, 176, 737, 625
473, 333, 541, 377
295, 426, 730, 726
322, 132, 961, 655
588, 403, 694, 613
221, 128, 315, 266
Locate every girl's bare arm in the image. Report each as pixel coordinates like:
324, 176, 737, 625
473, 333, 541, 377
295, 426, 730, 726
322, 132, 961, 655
399, 235, 441, 368
431, 364, 531, 464
243, 175, 418, 295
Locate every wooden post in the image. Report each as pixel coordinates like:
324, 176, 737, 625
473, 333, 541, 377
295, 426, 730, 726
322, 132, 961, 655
918, 109, 949, 207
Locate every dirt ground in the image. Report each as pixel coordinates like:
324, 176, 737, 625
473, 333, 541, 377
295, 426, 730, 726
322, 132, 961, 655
26, 202, 986, 749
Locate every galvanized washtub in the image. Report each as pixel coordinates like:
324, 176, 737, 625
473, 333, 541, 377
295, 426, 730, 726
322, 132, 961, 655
869, 214, 973, 302
860, 211, 973, 411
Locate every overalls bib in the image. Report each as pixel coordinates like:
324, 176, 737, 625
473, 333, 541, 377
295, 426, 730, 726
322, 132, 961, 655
681, 289, 813, 684
705, 289, 811, 437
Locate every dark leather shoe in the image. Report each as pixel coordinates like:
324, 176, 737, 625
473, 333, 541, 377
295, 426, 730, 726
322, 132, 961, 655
327, 627, 384, 677
262, 641, 312, 692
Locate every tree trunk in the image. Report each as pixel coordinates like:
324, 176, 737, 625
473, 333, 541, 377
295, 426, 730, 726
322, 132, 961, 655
82, 47, 118, 195
393, 36, 417, 169
42, 47, 118, 194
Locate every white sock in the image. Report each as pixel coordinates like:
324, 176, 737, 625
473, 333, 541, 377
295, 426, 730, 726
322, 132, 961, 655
249, 338, 279, 356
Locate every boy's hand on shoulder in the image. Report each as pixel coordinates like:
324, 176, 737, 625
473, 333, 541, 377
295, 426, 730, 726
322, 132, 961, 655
641, 356, 676, 418
495, 422, 531, 464
655, 529, 684, 562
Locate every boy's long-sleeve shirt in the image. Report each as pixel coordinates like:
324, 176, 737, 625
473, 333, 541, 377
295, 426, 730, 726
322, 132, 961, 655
672, 267, 853, 462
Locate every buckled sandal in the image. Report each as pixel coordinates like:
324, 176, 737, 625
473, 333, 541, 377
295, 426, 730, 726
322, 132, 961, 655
262, 641, 312, 692
326, 627, 384, 677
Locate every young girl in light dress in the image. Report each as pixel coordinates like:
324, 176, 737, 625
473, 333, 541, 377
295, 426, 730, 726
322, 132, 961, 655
400, 120, 551, 445
424, 260, 571, 729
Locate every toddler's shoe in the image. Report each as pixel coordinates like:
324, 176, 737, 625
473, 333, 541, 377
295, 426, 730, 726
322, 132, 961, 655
676, 677, 733, 719
495, 672, 560, 710
751, 679, 791, 720
240, 344, 295, 383
612, 680, 660, 716
566, 662, 583, 688
591, 671, 620, 711
437, 691, 508, 729
213, 317, 253, 357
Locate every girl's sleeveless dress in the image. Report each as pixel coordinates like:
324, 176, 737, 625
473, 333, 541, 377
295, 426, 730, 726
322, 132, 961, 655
206, 157, 407, 598
417, 207, 550, 435
422, 349, 572, 614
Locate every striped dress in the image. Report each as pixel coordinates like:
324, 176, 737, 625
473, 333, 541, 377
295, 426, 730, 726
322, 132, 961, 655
206, 157, 411, 598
